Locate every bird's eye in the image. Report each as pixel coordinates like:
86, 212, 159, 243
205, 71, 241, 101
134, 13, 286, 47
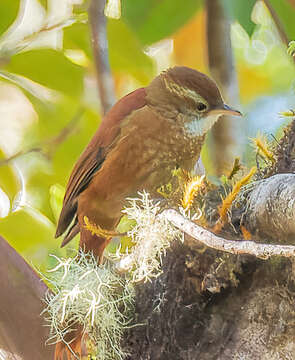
196, 102, 207, 112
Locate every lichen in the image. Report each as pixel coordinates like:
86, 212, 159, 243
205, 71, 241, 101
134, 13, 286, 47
43, 252, 134, 360
119, 191, 183, 283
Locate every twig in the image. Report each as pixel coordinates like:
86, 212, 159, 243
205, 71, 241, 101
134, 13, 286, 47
0, 147, 42, 167
0, 108, 84, 166
88, 0, 116, 115
162, 209, 295, 260
46, 108, 85, 150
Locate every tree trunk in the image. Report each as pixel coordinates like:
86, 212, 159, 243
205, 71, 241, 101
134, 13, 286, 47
205, 0, 243, 176
89, 0, 116, 115
0, 236, 54, 360
125, 120, 295, 359
125, 239, 295, 359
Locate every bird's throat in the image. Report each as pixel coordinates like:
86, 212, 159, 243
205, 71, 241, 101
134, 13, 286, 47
184, 114, 221, 137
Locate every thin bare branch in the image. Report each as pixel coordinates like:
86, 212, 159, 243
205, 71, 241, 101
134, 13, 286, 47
0, 147, 42, 167
162, 209, 295, 260
88, 0, 116, 115
45, 107, 85, 152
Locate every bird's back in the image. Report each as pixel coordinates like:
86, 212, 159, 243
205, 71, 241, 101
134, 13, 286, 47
55, 87, 147, 243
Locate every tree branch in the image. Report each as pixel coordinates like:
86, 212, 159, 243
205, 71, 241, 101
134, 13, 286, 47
0, 236, 53, 359
88, 0, 116, 115
234, 173, 295, 241
116, 175, 295, 275
162, 209, 295, 259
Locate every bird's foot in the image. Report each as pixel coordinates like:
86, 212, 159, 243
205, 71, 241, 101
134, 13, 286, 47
83, 216, 126, 238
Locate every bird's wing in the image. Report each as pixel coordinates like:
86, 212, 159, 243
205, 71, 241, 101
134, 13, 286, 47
55, 87, 147, 239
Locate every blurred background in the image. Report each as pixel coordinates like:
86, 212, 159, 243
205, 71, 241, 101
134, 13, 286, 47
0, 0, 295, 268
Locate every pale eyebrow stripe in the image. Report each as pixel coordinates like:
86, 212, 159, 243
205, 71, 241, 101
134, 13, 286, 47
163, 77, 208, 106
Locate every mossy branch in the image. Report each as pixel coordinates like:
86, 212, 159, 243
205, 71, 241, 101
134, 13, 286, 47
162, 208, 295, 260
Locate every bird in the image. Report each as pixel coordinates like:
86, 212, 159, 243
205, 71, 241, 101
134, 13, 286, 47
56, 66, 241, 262
54, 66, 241, 359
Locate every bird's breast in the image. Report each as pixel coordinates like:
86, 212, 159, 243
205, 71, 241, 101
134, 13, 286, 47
87, 108, 207, 202
126, 118, 206, 190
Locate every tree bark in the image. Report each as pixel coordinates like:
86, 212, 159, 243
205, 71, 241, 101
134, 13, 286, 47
89, 0, 116, 115
0, 236, 54, 360
124, 120, 295, 359
205, 0, 243, 176
125, 215, 295, 359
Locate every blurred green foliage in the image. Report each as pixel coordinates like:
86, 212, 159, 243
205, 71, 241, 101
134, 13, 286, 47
0, 0, 20, 36
268, 0, 295, 40
108, 19, 153, 83
222, 0, 256, 36
0, 0, 294, 267
5, 49, 85, 97
0, 150, 19, 202
122, 0, 202, 45
0, 206, 54, 253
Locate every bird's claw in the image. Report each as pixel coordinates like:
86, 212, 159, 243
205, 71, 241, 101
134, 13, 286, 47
83, 216, 126, 238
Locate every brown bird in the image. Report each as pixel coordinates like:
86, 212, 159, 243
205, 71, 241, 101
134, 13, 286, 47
56, 66, 241, 263
54, 66, 241, 359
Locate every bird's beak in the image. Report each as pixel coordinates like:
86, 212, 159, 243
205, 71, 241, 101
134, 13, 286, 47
209, 104, 242, 117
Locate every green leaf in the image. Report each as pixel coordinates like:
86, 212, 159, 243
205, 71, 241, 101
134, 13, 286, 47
49, 184, 65, 223
22, 102, 99, 220
4, 49, 85, 98
222, 0, 256, 37
108, 19, 154, 83
0, 206, 55, 253
268, 0, 295, 40
63, 22, 92, 58
0, 0, 20, 37
38, 0, 47, 9
64, 20, 154, 83
51, 108, 99, 186
0, 149, 19, 201
122, 0, 202, 45
0, 70, 55, 101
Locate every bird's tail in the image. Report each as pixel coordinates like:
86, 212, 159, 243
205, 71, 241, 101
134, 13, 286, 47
54, 326, 83, 360
79, 226, 112, 264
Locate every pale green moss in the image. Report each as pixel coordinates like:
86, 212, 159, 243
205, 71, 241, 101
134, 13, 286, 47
43, 252, 134, 360
119, 191, 183, 282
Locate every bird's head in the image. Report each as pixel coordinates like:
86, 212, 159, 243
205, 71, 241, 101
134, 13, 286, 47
146, 66, 241, 137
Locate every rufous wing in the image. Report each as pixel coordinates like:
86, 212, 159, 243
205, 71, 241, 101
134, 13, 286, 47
55, 88, 147, 244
